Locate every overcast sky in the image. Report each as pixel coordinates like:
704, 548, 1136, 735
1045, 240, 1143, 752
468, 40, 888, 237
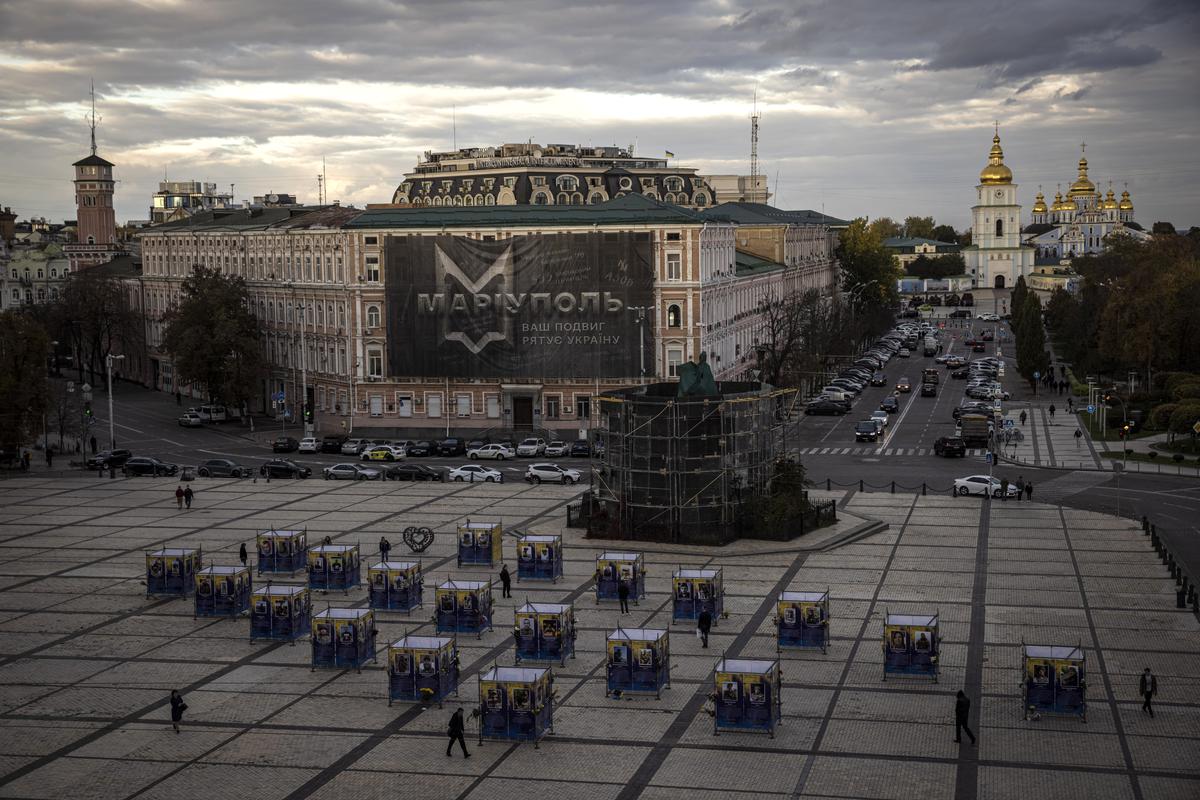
2, 0, 1197, 230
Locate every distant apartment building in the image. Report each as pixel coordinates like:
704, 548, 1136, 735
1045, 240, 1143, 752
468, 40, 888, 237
704, 174, 771, 204
150, 181, 235, 225
252, 192, 299, 207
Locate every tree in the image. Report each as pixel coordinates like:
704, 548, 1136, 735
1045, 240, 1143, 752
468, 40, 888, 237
902, 216, 936, 240
162, 266, 264, 407
46, 381, 82, 452
1014, 292, 1047, 386
836, 218, 901, 309
907, 253, 966, 279
866, 217, 901, 241
1152, 221, 1177, 236
1009, 275, 1029, 331
931, 224, 959, 244
55, 269, 142, 387
0, 311, 51, 452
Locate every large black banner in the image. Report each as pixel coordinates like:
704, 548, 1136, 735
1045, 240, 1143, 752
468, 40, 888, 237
384, 232, 654, 378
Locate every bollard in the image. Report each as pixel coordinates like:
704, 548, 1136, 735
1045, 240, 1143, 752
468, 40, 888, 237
1178, 589, 1188, 609
922, 483, 927, 496
859, 479, 864, 492
1142, 516, 1150, 534
891, 481, 895, 494
110, 467, 116, 480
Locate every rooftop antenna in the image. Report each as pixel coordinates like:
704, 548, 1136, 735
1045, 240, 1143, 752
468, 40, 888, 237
750, 88, 760, 202
87, 78, 100, 156
452, 105, 457, 150
774, 169, 780, 206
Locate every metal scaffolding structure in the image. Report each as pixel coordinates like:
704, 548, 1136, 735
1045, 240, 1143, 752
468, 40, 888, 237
591, 382, 801, 545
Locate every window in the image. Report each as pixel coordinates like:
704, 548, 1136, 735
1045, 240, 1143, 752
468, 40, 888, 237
397, 395, 413, 417
486, 395, 500, 418
456, 394, 471, 417
365, 256, 380, 282
667, 348, 684, 377
427, 393, 443, 418
370, 396, 384, 417
533, 192, 550, 205
666, 232, 681, 242
366, 306, 380, 328
995, 219, 1003, 237
667, 304, 681, 327
619, 177, 632, 190
666, 253, 682, 281
367, 350, 382, 378
575, 396, 591, 421
545, 395, 560, 419
364, 236, 377, 246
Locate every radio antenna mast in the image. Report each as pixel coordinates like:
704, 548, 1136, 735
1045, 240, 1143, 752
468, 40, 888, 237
88, 78, 100, 155
750, 88, 760, 201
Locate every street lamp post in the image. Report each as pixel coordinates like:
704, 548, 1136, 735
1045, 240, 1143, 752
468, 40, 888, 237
629, 306, 650, 382
296, 303, 309, 435
105, 353, 125, 450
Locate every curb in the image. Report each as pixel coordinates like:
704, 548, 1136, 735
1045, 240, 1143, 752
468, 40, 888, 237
995, 451, 1200, 479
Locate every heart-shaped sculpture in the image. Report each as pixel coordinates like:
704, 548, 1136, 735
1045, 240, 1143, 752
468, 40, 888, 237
403, 526, 435, 553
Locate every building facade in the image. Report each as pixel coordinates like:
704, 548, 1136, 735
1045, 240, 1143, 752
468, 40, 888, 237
390, 143, 717, 209
962, 131, 1035, 288
150, 181, 236, 225
135, 196, 841, 436
883, 237, 961, 268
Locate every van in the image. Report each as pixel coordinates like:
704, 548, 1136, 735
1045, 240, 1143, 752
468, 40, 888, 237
820, 387, 849, 402
197, 404, 227, 422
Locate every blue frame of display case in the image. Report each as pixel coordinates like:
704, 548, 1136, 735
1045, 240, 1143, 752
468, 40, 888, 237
516, 534, 563, 583
387, 634, 459, 707
249, 584, 311, 643
1022, 643, 1087, 721
606, 627, 670, 698
776, 590, 830, 653
194, 565, 252, 619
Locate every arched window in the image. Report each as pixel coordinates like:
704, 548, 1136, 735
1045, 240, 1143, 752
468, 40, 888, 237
572, 192, 584, 205
87, 236, 95, 244
556, 175, 578, 191
665, 176, 683, 192
693, 192, 708, 207
366, 305, 380, 328
995, 219, 1003, 237
533, 192, 550, 205
485, 194, 496, 205
664, 193, 676, 204
37, 269, 44, 278
557, 193, 570, 205
463, 195, 474, 206
475, 194, 484, 206
667, 304, 681, 327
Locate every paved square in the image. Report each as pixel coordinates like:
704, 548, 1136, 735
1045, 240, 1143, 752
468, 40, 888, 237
0, 475, 1197, 800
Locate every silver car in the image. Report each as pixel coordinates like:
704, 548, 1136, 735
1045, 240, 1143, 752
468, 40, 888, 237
323, 463, 383, 481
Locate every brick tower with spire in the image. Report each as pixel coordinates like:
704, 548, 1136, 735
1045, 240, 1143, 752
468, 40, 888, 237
64, 81, 123, 271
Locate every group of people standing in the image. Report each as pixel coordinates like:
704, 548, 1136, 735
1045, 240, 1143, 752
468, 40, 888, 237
997, 475, 1034, 501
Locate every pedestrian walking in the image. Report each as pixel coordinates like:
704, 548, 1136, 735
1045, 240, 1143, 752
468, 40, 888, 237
1019, 410, 1027, 426
169, 689, 187, 734
379, 536, 391, 562
1048, 403, 1056, 419
1015, 476, 1025, 502
46, 449, 53, 468
183, 486, 194, 509
239, 542, 248, 568
697, 609, 713, 649
999, 476, 1009, 501
175, 486, 184, 510
445, 707, 471, 758
22, 451, 31, 471
499, 564, 512, 598
1024, 482, 1033, 501
176, 391, 182, 406
90, 435, 97, 454
1074, 429, 1083, 446
954, 690, 977, 745
1067, 397, 1074, 412
617, 579, 631, 614
1140, 667, 1157, 717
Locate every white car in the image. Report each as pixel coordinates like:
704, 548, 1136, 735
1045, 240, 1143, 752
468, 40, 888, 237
870, 410, 890, 431
468, 443, 515, 460
544, 440, 570, 457
516, 438, 547, 457
177, 412, 203, 428
448, 464, 503, 483
525, 463, 582, 485
341, 438, 369, 455
298, 437, 320, 453
976, 313, 1000, 321
323, 463, 383, 481
361, 444, 406, 462
954, 474, 1019, 498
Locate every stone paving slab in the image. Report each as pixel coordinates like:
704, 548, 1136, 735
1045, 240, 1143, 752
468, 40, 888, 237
0, 476, 1196, 800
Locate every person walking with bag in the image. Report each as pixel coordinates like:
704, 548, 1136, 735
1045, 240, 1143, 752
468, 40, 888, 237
446, 707, 470, 757
174, 486, 184, 510
169, 689, 187, 734
954, 690, 976, 745
697, 609, 713, 649
1140, 667, 1158, 717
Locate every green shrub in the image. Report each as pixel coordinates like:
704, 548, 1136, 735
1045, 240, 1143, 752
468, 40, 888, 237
1174, 454, 1186, 462
1168, 402, 1200, 435
1147, 451, 1158, 459
1157, 372, 1195, 392
1149, 403, 1179, 430
1171, 381, 1200, 401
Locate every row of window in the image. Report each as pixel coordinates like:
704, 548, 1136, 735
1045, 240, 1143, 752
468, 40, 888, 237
307, 389, 592, 421
9, 267, 62, 279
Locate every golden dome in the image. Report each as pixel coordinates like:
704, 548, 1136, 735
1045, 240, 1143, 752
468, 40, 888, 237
1051, 190, 1066, 211
979, 133, 1013, 184
1102, 187, 1118, 210
1067, 156, 1096, 196
1119, 189, 1133, 211
1032, 191, 1047, 213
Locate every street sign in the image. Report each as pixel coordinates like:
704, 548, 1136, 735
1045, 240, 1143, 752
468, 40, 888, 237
1087, 405, 1095, 414
1113, 462, 1124, 473
986, 452, 994, 465
1033, 371, 1041, 380
81, 383, 91, 393
67, 381, 75, 393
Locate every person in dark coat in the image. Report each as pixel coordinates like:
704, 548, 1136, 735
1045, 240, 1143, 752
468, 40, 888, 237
90, 435, 97, 454
170, 689, 187, 733
1024, 482, 1033, 501
239, 542, 248, 568
1015, 476, 1025, 502
175, 486, 184, 510
499, 564, 512, 598
446, 707, 470, 757
379, 536, 391, 562
617, 579, 631, 614
1140, 667, 1157, 717
954, 690, 976, 745
183, 486, 194, 509
999, 477, 1009, 501
697, 609, 713, 649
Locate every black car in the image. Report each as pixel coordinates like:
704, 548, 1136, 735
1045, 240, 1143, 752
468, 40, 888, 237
972, 342, 987, 353
921, 382, 937, 397
259, 459, 311, 479
879, 396, 900, 414
272, 437, 299, 453
953, 403, 993, 420
934, 436, 967, 457
806, 399, 848, 416
386, 463, 444, 481
951, 366, 970, 379
569, 439, 591, 457
122, 457, 179, 477
321, 435, 348, 454
407, 440, 434, 457
854, 421, 880, 442
950, 309, 971, 318
870, 372, 887, 386
86, 449, 133, 470
466, 439, 489, 451
197, 459, 249, 478
437, 437, 466, 456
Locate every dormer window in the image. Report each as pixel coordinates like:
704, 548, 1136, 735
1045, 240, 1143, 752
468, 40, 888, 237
619, 177, 632, 190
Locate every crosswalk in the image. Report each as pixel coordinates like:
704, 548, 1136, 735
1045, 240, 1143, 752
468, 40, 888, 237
795, 446, 987, 457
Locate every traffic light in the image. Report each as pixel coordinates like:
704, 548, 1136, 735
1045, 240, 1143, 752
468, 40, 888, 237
83, 401, 92, 417
303, 404, 312, 423
1120, 423, 1130, 439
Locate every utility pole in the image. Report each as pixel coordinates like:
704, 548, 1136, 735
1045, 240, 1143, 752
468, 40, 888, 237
105, 353, 124, 449
749, 89, 761, 202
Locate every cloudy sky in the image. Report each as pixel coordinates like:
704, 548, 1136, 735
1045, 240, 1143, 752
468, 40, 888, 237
2, 0, 1198, 230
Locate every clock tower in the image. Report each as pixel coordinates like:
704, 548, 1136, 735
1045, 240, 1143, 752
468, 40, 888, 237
64, 83, 122, 271
964, 127, 1033, 289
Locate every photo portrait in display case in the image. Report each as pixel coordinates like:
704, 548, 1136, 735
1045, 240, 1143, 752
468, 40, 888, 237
338, 623, 356, 644
1032, 663, 1050, 686
540, 546, 553, 562
330, 556, 344, 573
638, 648, 654, 667
258, 539, 273, 556
461, 533, 473, 547
519, 617, 535, 637
148, 559, 164, 577
486, 687, 501, 708
478, 533, 490, 547
619, 565, 633, 582
235, 575, 244, 593
676, 582, 692, 599
1059, 664, 1079, 688
393, 653, 409, 674
914, 631, 931, 653
721, 681, 739, 703
419, 654, 436, 675
254, 598, 269, 616
311, 556, 326, 573
540, 617, 559, 637
602, 564, 614, 580
273, 598, 290, 617
315, 622, 332, 644
804, 605, 820, 626
461, 593, 475, 611
372, 571, 386, 587
197, 576, 212, 596
393, 574, 407, 590
696, 583, 709, 601
168, 558, 182, 576
889, 630, 907, 652
783, 607, 797, 625
747, 681, 765, 705
278, 539, 291, 555
439, 593, 455, 612
217, 578, 232, 596
610, 645, 627, 665
511, 687, 530, 709
520, 545, 533, 561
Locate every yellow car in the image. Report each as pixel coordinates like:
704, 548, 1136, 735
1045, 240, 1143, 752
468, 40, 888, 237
361, 445, 404, 462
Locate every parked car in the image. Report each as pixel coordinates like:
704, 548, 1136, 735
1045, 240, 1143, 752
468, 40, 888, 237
954, 474, 1019, 498
407, 440, 435, 457
437, 438, 467, 457
854, 420, 880, 442
385, 463, 444, 482
260, 459, 311, 479
950, 309, 971, 318
448, 464, 503, 482
321, 434, 349, 453
934, 437, 967, 457
272, 437, 299, 453
122, 457, 179, 477
898, 348, 911, 358
896, 378, 912, 393
86, 449, 133, 470
879, 396, 900, 414
361, 445, 406, 462
517, 438, 547, 457
323, 462, 383, 481
805, 399, 848, 416
197, 458, 249, 478
544, 441, 570, 457
525, 463, 582, 484
869, 372, 887, 386
298, 437, 320, 453
569, 439, 591, 457
468, 443, 515, 460
465, 439, 489, 452
177, 412, 203, 428
340, 438, 369, 455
